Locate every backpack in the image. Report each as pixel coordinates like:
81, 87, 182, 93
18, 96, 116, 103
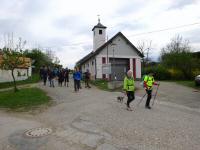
140, 75, 149, 88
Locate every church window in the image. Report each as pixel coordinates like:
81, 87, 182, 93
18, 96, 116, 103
99, 30, 102, 34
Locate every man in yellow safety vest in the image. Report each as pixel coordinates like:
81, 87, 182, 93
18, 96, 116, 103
143, 73, 159, 109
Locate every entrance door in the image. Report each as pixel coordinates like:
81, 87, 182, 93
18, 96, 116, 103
109, 58, 129, 81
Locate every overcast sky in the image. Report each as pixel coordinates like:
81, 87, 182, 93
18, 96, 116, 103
0, 0, 200, 68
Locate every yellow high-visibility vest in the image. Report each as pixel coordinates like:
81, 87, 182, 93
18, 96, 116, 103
144, 75, 154, 88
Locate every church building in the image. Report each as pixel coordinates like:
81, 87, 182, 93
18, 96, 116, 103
76, 19, 143, 81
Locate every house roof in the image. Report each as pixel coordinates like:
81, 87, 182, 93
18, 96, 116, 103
92, 22, 107, 31
76, 32, 144, 66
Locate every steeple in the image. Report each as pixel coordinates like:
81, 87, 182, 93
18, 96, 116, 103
92, 16, 107, 51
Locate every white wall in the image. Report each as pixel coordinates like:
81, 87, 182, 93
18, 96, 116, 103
136, 58, 141, 78
95, 56, 103, 79
129, 58, 133, 73
28, 66, 32, 77
100, 35, 139, 57
93, 28, 106, 51
0, 68, 31, 83
81, 58, 96, 79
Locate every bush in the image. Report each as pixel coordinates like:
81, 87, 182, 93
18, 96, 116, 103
143, 65, 171, 80
192, 69, 200, 79
168, 69, 185, 80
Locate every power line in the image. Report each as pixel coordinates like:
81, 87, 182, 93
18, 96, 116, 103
60, 22, 200, 47
31, 22, 200, 49
127, 22, 200, 37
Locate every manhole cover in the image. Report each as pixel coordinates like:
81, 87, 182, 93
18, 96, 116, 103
24, 127, 52, 138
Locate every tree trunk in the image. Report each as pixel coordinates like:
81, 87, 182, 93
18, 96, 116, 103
11, 69, 18, 92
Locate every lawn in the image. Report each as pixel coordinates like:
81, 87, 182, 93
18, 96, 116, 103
0, 73, 40, 89
0, 88, 50, 110
90, 79, 128, 92
90, 79, 111, 91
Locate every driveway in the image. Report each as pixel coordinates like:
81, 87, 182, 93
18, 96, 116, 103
0, 80, 200, 150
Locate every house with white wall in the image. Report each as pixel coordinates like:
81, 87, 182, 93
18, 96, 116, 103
76, 20, 143, 81
0, 51, 32, 83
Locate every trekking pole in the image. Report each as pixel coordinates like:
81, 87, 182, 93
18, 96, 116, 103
137, 93, 146, 106
152, 83, 160, 106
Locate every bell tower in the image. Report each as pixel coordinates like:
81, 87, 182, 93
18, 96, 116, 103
92, 16, 107, 51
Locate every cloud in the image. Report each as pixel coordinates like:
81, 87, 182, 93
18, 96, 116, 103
168, 0, 197, 10
0, 0, 200, 68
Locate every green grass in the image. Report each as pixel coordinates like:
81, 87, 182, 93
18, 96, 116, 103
90, 79, 129, 92
175, 80, 200, 90
0, 74, 40, 89
0, 88, 50, 110
90, 79, 111, 91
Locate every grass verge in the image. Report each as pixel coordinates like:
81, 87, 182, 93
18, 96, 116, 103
90, 79, 111, 91
0, 74, 40, 89
0, 88, 50, 111
90, 79, 137, 92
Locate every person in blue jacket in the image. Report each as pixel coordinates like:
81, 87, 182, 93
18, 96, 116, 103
73, 67, 82, 92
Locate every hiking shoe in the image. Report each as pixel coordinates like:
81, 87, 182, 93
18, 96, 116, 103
127, 107, 133, 111
145, 106, 151, 109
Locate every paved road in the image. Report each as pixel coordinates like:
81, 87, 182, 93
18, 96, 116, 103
136, 81, 200, 109
0, 80, 200, 150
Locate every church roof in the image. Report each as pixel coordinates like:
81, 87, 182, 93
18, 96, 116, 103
76, 32, 144, 66
92, 22, 107, 31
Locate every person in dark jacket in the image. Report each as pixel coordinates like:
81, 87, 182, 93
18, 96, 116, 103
85, 69, 91, 88
42, 67, 48, 86
58, 69, 65, 87
64, 68, 69, 87
39, 66, 44, 80
73, 67, 81, 92
48, 69, 56, 87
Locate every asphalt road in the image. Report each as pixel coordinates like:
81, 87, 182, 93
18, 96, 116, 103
0, 80, 200, 150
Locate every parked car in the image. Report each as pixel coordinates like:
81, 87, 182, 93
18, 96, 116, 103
195, 75, 200, 86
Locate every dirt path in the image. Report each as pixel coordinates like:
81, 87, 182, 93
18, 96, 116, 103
0, 80, 200, 150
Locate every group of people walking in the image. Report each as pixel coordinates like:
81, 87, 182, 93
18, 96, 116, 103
123, 70, 159, 111
40, 66, 69, 88
40, 65, 159, 111
40, 66, 91, 92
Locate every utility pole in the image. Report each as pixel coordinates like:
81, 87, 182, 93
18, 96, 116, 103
106, 36, 108, 63
111, 43, 116, 80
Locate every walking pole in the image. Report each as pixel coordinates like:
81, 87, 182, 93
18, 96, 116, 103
152, 83, 160, 106
137, 93, 146, 106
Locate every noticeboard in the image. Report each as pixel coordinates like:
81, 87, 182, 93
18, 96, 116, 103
102, 63, 111, 74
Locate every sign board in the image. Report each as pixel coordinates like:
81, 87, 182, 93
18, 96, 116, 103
102, 63, 111, 74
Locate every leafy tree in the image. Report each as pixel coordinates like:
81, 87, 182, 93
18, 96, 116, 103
160, 35, 195, 79
23, 49, 53, 72
0, 35, 28, 92
0, 48, 26, 92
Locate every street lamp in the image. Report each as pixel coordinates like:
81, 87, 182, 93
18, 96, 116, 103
111, 43, 117, 80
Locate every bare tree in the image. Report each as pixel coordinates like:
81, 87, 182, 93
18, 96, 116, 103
137, 40, 152, 69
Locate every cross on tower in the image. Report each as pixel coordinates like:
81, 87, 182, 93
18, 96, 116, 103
97, 15, 100, 23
